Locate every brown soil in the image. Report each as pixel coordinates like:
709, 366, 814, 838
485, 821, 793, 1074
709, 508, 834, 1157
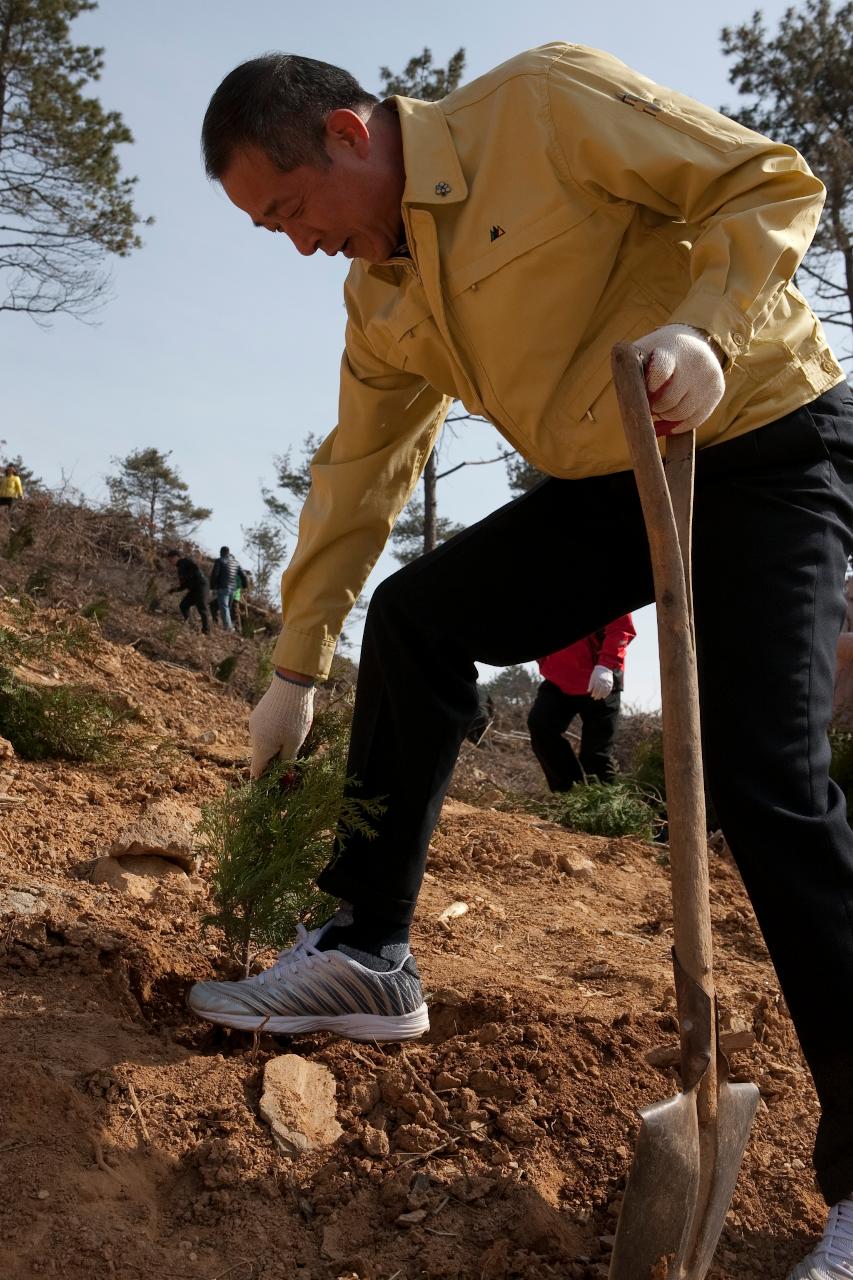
0, 602, 825, 1280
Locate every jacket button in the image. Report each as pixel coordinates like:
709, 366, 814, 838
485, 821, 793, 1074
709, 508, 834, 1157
434, 181, 452, 197
732, 333, 745, 346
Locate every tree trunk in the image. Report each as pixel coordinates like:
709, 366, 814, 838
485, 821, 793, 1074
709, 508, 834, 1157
0, 5, 13, 148
843, 242, 853, 336
423, 450, 438, 555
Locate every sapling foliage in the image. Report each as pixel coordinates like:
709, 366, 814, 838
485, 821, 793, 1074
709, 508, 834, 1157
199, 702, 384, 974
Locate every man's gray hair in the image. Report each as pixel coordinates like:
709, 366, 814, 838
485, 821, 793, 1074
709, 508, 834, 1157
202, 53, 378, 179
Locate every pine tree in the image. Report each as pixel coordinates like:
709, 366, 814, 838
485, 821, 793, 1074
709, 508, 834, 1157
0, 443, 41, 490
0, 0, 150, 319
261, 433, 318, 535
242, 518, 287, 604
389, 499, 464, 565
506, 455, 545, 497
106, 447, 210, 542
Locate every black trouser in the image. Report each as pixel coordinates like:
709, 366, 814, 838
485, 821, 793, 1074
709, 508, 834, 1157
319, 384, 853, 1203
527, 676, 622, 790
179, 587, 210, 633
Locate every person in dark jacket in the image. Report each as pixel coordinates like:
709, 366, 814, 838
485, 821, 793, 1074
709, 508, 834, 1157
210, 546, 239, 631
528, 614, 636, 791
166, 550, 211, 634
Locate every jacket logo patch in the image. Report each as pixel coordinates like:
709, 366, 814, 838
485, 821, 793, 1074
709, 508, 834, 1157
489, 225, 506, 242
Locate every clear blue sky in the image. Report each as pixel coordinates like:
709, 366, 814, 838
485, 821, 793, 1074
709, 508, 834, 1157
2, 0, 812, 707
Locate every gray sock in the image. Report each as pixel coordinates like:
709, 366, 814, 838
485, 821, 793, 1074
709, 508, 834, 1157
337, 941, 410, 973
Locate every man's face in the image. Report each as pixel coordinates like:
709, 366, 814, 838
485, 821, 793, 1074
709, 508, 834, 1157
220, 109, 406, 265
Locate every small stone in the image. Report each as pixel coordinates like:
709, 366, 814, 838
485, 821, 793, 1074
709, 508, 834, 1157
557, 853, 596, 879
36, 1190, 50, 1201
437, 900, 468, 924
377, 1069, 408, 1105
349, 1081, 380, 1114
0, 890, 40, 917
435, 1071, 462, 1091
396, 1209, 427, 1227
0, 735, 14, 760
361, 1125, 390, 1158
476, 1023, 502, 1045
398, 1091, 426, 1118
260, 1055, 343, 1157
394, 1124, 438, 1154
108, 796, 199, 872
468, 1069, 515, 1100
431, 987, 465, 1007
89, 855, 190, 901
496, 1109, 540, 1144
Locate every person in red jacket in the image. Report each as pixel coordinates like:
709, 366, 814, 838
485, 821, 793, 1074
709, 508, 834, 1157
527, 615, 636, 792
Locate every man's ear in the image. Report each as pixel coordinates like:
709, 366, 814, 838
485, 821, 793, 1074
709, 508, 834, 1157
325, 108, 371, 158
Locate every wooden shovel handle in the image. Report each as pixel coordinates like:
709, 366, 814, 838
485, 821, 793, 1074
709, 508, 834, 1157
611, 343, 713, 999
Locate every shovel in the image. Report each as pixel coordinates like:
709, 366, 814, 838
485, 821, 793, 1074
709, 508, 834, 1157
608, 343, 760, 1280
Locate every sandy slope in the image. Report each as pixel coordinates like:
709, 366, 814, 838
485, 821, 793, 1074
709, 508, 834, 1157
0, 606, 826, 1280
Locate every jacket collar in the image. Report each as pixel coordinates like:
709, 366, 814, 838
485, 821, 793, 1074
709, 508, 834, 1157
392, 96, 469, 206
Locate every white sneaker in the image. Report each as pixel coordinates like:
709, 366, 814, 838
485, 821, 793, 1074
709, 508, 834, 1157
188, 922, 429, 1042
788, 1198, 853, 1279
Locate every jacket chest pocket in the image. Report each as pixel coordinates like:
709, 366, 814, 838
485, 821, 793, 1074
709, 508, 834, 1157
371, 287, 467, 402
443, 203, 631, 431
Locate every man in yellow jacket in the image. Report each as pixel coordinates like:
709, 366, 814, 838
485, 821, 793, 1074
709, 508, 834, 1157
190, 46, 853, 1273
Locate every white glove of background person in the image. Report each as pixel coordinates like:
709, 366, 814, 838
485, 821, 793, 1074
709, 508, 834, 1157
587, 665, 614, 701
633, 324, 725, 436
248, 674, 315, 779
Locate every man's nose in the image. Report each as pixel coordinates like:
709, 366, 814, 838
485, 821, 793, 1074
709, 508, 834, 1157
289, 228, 319, 256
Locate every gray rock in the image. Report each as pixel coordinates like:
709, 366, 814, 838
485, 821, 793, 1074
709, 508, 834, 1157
556, 852, 596, 880
89, 854, 190, 901
0, 890, 40, 916
260, 1055, 343, 1157
108, 796, 198, 872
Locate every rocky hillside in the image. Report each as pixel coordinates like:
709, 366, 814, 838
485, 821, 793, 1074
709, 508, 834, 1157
0, 589, 829, 1280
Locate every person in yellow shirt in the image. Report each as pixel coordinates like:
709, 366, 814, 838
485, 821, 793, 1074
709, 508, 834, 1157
189, 47, 853, 1272
0, 464, 24, 507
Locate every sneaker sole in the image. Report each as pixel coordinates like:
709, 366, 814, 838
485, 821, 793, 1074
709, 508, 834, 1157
189, 1001, 430, 1042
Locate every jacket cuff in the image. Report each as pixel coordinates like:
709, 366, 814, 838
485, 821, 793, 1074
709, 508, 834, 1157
667, 291, 753, 364
272, 627, 337, 681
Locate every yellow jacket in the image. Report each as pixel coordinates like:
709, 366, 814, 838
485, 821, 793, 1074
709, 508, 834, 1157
0, 474, 23, 500
274, 42, 844, 678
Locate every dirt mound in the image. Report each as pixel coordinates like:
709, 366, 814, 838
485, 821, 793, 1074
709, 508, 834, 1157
0, 600, 826, 1279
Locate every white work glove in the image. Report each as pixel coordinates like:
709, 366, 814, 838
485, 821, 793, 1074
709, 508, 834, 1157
248, 674, 315, 779
588, 665, 615, 701
634, 324, 725, 436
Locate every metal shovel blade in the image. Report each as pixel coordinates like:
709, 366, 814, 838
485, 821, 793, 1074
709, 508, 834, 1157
609, 1077, 759, 1280
687, 1079, 760, 1279
608, 1089, 700, 1280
